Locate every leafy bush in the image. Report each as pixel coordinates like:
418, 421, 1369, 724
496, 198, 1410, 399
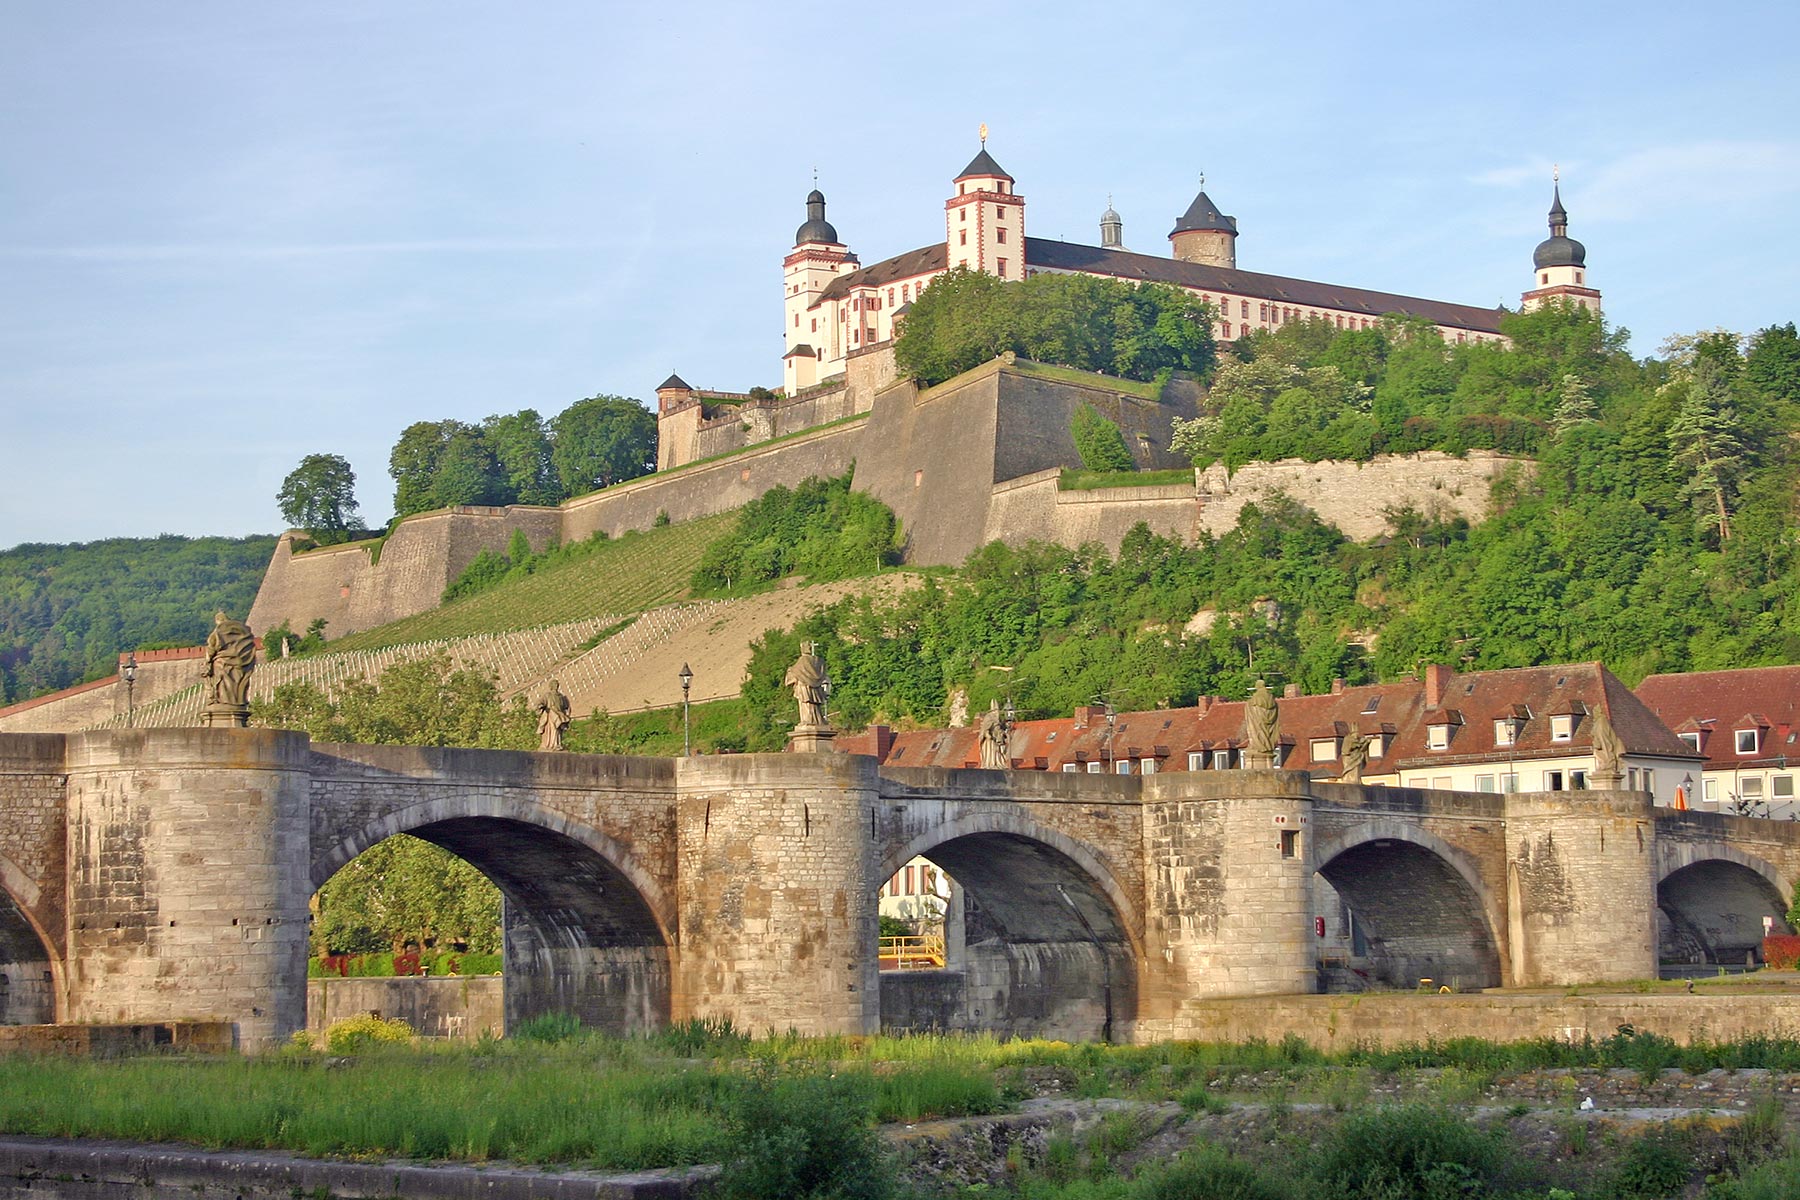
716, 1065, 894, 1200
895, 266, 1216, 386
1072, 405, 1136, 472
1762, 934, 1800, 969
1606, 1127, 1694, 1198
1311, 1104, 1507, 1199
511, 1012, 583, 1044
689, 472, 900, 595
323, 1014, 415, 1054
1144, 1144, 1295, 1199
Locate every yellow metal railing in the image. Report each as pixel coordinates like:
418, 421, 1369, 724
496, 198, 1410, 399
879, 933, 945, 970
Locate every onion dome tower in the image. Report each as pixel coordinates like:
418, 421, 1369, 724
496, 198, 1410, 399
1168, 175, 1237, 268
1100, 198, 1124, 250
1522, 170, 1601, 313
784, 184, 858, 395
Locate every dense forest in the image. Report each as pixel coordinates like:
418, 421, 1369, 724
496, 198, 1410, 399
0, 535, 275, 704
721, 305, 1800, 744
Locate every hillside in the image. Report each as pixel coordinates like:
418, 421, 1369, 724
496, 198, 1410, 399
0, 534, 275, 704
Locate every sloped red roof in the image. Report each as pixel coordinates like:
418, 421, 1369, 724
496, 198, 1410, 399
1635, 665, 1800, 770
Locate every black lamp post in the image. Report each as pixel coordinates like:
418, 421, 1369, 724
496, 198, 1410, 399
123, 652, 138, 728
678, 662, 693, 756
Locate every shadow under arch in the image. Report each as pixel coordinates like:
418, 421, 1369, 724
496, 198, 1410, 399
0, 854, 59, 1025
1313, 821, 1504, 992
312, 800, 672, 1036
1656, 844, 1792, 966
878, 817, 1139, 1043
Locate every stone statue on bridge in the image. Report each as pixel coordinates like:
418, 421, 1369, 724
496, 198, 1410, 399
1243, 678, 1281, 769
785, 642, 836, 752
1338, 725, 1372, 784
978, 699, 1011, 769
1588, 704, 1625, 788
535, 678, 572, 752
200, 610, 257, 727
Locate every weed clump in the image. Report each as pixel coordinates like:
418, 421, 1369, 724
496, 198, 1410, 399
322, 1014, 415, 1054
716, 1065, 894, 1200
1312, 1103, 1506, 1198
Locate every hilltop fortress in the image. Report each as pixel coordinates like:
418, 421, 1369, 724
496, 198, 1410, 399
250, 149, 1587, 639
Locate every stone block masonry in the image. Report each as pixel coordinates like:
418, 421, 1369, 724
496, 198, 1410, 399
8, 727, 1800, 1048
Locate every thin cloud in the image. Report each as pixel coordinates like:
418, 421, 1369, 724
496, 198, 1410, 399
0, 238, 612, 261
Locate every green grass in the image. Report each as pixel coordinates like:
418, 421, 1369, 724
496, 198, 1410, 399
1058, 467, 1194, 491
327, 514, 734, 652
1012, 359, 1165, 401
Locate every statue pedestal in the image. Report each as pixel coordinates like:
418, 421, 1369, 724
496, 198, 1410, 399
1589, 771, 1625, 790
787, 726, 838, 754
201, 702, 250, 729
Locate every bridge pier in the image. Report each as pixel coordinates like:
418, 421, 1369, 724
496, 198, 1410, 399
63, 730, 311, 1051
1505, 790, 1656, 985
674, 753, 879, 1036
1141, 772, 1316, 1019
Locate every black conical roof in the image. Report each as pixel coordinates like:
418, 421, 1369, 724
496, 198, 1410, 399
1170, 189, 1238, 237
657, 374, 692, 391
956, 147, 1012, 181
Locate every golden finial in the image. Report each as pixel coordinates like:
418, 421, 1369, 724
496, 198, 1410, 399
979, 123, 988, 146
1553, 162, 1560, 183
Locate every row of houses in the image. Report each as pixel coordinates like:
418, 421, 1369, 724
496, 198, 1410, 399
843, 661, 1800, 819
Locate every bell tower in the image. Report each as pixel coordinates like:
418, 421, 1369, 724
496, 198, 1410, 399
1522, 170, 1601, 313
784, 185, 857, 394
945, 127, 1026, 281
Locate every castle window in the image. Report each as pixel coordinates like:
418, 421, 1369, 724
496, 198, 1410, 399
1541, 272, 1548, 284
997, 258, 1008, 278
1240, 300, 1249, 318
888, 288, 895, 305
1259, 303, 1269, 321
960, 208, 967, 221
794, 314, 799, 327
959, 230, 967, 246
811, 318, 817, 332
997, 227, 1007, 244
995, 206, 1005, 219
901, 285, 909, 302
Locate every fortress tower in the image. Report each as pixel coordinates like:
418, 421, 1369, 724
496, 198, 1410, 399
945, 133, 1025, 279
1522, 174, 1601, 313
784, 189, 859, 395
1168, 178, 1238, 269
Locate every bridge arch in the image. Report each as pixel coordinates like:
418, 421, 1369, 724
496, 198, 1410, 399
1655, 842, 1793, 967
877, 808, 1140, 1042
0, 852, 60, 1025
1312, 820, 1505, 992
312, 793, 673, 1035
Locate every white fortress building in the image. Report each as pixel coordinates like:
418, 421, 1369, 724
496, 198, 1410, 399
776, 140, 1598, 396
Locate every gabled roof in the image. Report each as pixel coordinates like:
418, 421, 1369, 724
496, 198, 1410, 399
957, 148, 1012, 182
814, 244, 947, 306
1637, 666, 1800, 769
1026, 238, 1508, 334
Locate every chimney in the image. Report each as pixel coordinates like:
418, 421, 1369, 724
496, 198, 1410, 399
1331, 678, 1346, 695
1075, 705, 1098, 728
872, 725, 896, 761
1424, 664, 1451, 710
1283, 683, 1301, 699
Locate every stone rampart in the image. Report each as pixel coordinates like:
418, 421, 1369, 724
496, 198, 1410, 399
983, 471, 1198, 550
306, 975, 503, 1040
1196, 450, 1520, 541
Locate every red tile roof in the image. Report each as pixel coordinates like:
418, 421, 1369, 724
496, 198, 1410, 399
1634, 665, 1800, 770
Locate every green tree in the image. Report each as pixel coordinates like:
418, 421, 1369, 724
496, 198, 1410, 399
482, 409, 561, 505
1070, 404, 1135, 472
276, 453, 364, 543
550, 395, 657, 497
1550, 372, 1599, 433
431, 424, 505, 509
1668, 356, 1745, 543
389, 420, 463, 519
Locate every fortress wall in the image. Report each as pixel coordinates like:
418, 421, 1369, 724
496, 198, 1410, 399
690, 382, 860, 463
983, 471, 1198, 551
559, 418, 865, 543
993, 370, 1199, 481
1196, 450, 1519, 541
247, 508, 562, 642
0, 678, 118, 735
853, 371, 1002, 567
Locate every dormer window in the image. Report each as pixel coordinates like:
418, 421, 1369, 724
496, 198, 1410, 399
1737, 729, 1760, 755
1310, 738, 1339, 763
1679, 732, 1702, 752
1367, 735, 1385, 759
1494, 720, 1517, 747
1550, 715, 1574, 743
1427, 725, 1450, 751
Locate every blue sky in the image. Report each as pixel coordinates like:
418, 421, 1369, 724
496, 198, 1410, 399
3, 2, 1797, 547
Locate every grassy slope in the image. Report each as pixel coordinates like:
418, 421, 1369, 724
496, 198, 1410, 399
327, 513, 734, 652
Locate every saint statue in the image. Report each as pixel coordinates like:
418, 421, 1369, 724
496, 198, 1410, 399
201, 611, 257, 712
1339, 726, 1372, 784
1589, 705, 1625, 786
535, 678, 572, 752
978, 699, 1012, 769
785, 642, 831, 730
1243, 678, 1280, 768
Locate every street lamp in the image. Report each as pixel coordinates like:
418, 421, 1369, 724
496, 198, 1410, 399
678, 663, 693, 756
122, 652, 138, 728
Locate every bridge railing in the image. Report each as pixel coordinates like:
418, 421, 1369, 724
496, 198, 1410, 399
878, 932, 946, 971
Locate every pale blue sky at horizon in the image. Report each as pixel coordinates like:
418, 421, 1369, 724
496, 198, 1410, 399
4, 2, 1797, 548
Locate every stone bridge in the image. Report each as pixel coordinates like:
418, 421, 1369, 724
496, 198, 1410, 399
2, 729, 1796, 1049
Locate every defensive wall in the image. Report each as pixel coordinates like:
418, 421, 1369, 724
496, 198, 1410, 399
4, 728, 1798, 1050
244, 358, 1520, 647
